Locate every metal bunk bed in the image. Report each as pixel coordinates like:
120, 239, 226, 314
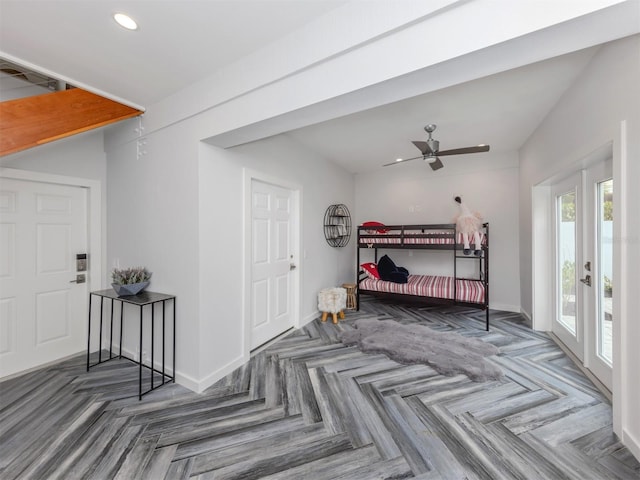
356, 223, 490, 330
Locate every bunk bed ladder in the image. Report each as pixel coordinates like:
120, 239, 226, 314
453, 225, 458, 303
484, 222, 490, 331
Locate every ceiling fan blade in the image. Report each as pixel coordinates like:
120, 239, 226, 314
428, 157, 444, 171
437, 145, 490, 156
383, 155, 423, 167
412, 140, 433, 155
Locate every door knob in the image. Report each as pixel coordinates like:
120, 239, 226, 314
580, 275, 591, 287
70, 274, 86, 284
289, 264, 297, 271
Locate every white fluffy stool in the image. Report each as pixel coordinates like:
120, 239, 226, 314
318, 287, 347, 324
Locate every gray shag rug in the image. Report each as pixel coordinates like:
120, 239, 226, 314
340, 318, 503, 382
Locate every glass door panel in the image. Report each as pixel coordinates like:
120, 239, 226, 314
597, 178, 613, 365
558, 190, 577, 335
552, 173, 583, 361
584, 159, 612, 390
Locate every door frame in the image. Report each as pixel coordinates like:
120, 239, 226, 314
242, 168, 301, 356
0, 167, 103, 369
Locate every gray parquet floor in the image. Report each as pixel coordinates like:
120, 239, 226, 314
1, 298, 639, 479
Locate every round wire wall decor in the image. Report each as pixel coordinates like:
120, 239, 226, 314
323, 204, 352, 247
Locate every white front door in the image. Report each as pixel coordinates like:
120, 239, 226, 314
250, 180, 295, 349
0, 178, 88, 377
551, 160, 613, 390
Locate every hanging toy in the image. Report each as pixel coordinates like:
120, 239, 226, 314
453, 196, 484, 256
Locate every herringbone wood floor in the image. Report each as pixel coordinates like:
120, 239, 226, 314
1, 298, 639, 479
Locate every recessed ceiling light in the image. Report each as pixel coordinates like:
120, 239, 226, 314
396, 158, 402, 162
114, 13, 138, 30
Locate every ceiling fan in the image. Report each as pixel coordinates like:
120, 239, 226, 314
384, 124, 490, 171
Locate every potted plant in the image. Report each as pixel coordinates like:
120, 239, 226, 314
111, 266, 152, 296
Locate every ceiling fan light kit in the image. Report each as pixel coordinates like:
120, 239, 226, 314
385, 124, 489, 171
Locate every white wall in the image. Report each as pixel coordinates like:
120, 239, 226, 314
197, 134, 354, 386
0, 130, 106, 181
106, 115, 354, 391
106, 118, 203, 386
519, 35, 640, 458
355, 151, 520, 312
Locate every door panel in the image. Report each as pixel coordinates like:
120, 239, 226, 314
250, 180, 294, 349
0, 297, 16, 354
0, 223, 15, 278
597, 178, 613, 365
558, 189, 578, 335
552, 173, 583, 359
584, 161, 613, 389
0, 178, 87, 377
36, 290, 70, 344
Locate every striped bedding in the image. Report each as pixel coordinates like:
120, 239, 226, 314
359, 232, 485, 246
359, 274, 485, 304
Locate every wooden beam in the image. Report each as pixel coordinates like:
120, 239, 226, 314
0, 88, 143, 156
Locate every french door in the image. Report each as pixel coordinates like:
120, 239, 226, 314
552, 160, 613, 389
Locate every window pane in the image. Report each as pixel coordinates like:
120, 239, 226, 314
598, 179, 613, 364
558, 191, 577, 335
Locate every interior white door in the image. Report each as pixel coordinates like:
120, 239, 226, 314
583, 160, 613, 390
0, 178, 88, 378
250, 180, 294, 349
552, 173, 584, 359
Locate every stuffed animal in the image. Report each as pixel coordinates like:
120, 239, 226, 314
453, 196, 483, 256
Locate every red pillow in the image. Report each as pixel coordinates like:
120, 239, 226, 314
361, 262, 380, 279
362, 221, 389, 234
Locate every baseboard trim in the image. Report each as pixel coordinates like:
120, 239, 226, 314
113, 343, 205, 393
489, 302, 520, 313
193, 354, 248, 393
622, 428, 640, 464
300, 310, 320, 327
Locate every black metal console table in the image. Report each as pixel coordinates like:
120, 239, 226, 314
86, 289, 176, 400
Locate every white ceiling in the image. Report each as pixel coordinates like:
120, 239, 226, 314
285, 47, 599, 173
0, 0, 346, 106
0, 1, 624, 173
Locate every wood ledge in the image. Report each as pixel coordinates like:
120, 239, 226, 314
0, 88, 143, 156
